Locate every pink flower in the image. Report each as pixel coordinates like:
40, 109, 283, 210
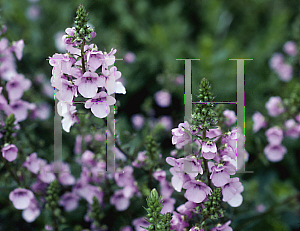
110, 189, 130, 211
22, 198, 40, 222
9, 99, 35, 122
210, 164, 231, 187
211, 220, 232, 231
252, 112, 267, 133
265, 126, 283, 145
221, 177, 244, 207
2, 144, 18, 162
26, 5, 40, 21
265, 96, 285, 117
171, 121, 192, 149
269, 53, 284, 70
132, 217, 150, 231
161, 197, 176, 214
11, 39, 24, 60
264, 144, 287, 162
6, 74, 31, 101
182, 179, 212, 203
123, 52, 136, 64
154, 90, 171, 108
283, 41, 298, 56
59, 192, 80, 212
9, 188, 34, 210
153, 170, 166, 182
276, 63, 293, 82
84, 91, 116, 118
202, 141, 217, 160
174, 75, 184, 85
170, 211, 189, 231
158, 115, 173, 130
22, 152, 46, 174
75, 72, 104, 98
284, 119, 300, 139
131, 114, 144, 130
223, 109, 237, 127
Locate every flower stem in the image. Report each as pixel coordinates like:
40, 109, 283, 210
81, 40, 86, 73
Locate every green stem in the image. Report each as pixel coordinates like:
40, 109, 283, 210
51, 209, 59, 231
0, 153, 22, 186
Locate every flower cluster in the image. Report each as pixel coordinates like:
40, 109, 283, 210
166, 78, 242, 230
252, 40, 300, 162
269, 40, 298, 82
49, 4, 126, 132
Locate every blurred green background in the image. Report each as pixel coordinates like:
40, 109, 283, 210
0, 0, 300, 230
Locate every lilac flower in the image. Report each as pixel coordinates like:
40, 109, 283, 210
161, 197, 176, 213
159, 180, 174, 198
276, 63, 293, 82
265, 96, 285, 117
182, 179, 212, 203
171, 121, 192, 149
110, 189, 130, 211
57, 163, 75, 186
269, 53, 284, 70
38, 164, 56, 183
176, 202, 195, 220
283, 41, 298, 56
265, 126, 283, 145
9, 188, 34, 210
84, 91, 116, 118
210, 220, 232, 231
31, 102, 51, 120
6, 74, 31, 101
120, 226, 133, 231
174, 75, 184, 85
256, 204, 266, 213
75, 72, 104, 98
81, 150, 96, 166
114, 166, 134, 187
252, 111, 267, 133
154, 90, 171, 108
10, 39, 24, 60
123, 52, 136, 64
210, 164, 231, 187
132, 217, 150, 231
2, 144, 18, 162
22, 152, 47, 174
264, 144, 287, 162
202, 141, 217, 160
59, 192, 80, 212
22, 198, 40, 222
60, 103, 79, 133
132, 150, 147, 168
284, 119, 300, 139
170, 211, 189, 231
153, 169, 166, 182
222, 177, 244, 207
223, 109, 237, 126
131, 114, 145, 130
9, 99, 35, 122
169, 167, 191, 192
158, 115, 173, 130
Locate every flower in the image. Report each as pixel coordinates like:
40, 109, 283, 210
182, 179, 212, 203
269, 53, 284, 70
154, 90, 171, 108
265, 96, 285, 117
84, 91, 116, 118
59, 192, 80, 212
75, 72, 104, 98
2, 144, 18, 162
276, 63, 293, 82
11, 39, 24, 60
223, 109, 237, 126
123, 52, 136, 63
222, 177, 244, 207
6, 74, 31, 101
211, 220, 232, 231
252, 111, 267, 132
22, 198, 40, 222
210, 164, 231, 187
265, 126, 283, 145
22, 152, 46, 174
110, 189, 130, 211
264, 144, 287, 162
131, 114, 144, 130
202, 141, 217, 160
9, 188, 34, 210
283, 41, 298, 56
171, 121, 192, 149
